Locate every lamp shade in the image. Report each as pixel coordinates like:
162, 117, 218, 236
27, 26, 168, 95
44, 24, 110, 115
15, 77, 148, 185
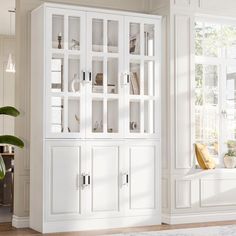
6, 53, 15, 73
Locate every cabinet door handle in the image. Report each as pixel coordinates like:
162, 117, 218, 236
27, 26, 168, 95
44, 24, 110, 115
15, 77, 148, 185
87, 175, 91, 185
126, 174, 129, 184
122, 173, 129, 186
89, 72, 92, 82
127, 74, 130, 84
83, 71, 86, 81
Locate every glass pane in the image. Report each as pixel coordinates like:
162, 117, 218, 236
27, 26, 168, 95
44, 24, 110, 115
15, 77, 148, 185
226, 66, 236, 146
51, 55, 64, 92
195, 64, 219, 156
68, 16, 80, 50
92, 19, 103, 52
204, 23, 221, 57
68, 55, 80, 93
130, 61, 140, 95
92, 100, 103, 133
204, 65, 218, 106
51, 97, 64, 133
129, 23, 140, 55
108, 20, 118, 53
144, 100, 154, 134
92, 58, 103, 93
68, 99, 80, 133
144, 61, 154, 96
52, 15, 64, 49
107, 99, 118, 133
130, 101, 140, 133
107, 58, 118, 94
195, 22, 204, 56
144, 24, 154, 56
223, 25, 236, 59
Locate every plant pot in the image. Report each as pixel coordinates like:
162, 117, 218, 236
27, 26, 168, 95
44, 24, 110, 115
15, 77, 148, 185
224, 155, 236, 168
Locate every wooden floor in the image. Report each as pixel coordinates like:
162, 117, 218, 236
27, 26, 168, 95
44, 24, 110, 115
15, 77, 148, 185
1, 221, 236, 235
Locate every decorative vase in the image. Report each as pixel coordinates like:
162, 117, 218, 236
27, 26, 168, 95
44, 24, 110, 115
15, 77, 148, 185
224, 155, 236, 168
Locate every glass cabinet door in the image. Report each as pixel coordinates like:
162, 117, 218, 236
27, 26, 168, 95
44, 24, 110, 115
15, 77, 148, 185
126, 17, 160, 137
86, 13, 123, 137
46, 9, 86, 138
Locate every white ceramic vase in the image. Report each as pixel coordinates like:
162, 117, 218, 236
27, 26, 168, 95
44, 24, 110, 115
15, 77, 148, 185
224, 155, 236, 168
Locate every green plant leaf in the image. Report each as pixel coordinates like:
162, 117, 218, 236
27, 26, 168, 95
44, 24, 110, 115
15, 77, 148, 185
0, 155, 6, 180
0, 106, 20, 117
0, 135, 24, 148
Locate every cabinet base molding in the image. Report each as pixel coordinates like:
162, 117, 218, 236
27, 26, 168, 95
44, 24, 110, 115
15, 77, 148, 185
162, 212, 236, 225
12, 215, 29, 228
40, 215, 161, 234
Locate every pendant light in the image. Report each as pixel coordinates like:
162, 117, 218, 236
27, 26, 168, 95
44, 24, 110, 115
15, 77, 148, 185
6, 9, 15, 73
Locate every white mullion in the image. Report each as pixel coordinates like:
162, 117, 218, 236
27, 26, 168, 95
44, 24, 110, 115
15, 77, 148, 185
63, 96, 68, 133
104, 98, 107, 134
140, 23, 144, 57
103, 56, 108, 134
140, 99, 144, 134
64, 14, 69, 50
104, 19, 107, 53
220, 62, 227, 165
149, 99, 154, 134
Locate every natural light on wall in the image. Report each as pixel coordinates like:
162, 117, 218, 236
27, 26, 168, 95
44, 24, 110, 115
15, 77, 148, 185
195, 18, 236, 166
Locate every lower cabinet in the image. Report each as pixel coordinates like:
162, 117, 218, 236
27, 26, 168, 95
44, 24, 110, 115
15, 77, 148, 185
44, 140, 160, 232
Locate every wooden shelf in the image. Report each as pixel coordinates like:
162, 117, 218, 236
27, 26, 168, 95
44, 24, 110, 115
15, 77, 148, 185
0, 153, 14, 157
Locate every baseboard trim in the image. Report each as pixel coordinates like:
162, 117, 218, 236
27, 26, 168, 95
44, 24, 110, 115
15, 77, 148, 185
162, 212, 236, 225
12, 215, 29, 228
39, 215, 161, 234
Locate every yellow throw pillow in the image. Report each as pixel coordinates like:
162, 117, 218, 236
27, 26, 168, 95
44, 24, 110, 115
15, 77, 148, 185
195, 143, 216, 170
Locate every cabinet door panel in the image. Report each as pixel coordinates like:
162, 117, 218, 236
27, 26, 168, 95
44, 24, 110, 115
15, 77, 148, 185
124, 16, 161, 138
86, 12, 124, 138
51, 147, 80, 214
92, 147, 119, 212
130, 146, 155, 209
46, 141, 85, 220
87, 142, 124, 217
45, 8, 86, 139
125, 141, 160, 216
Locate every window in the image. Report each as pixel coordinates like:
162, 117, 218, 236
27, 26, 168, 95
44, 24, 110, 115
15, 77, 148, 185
195, 18, 236, 166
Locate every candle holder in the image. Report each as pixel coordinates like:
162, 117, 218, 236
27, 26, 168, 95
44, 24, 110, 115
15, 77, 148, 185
58, 35, 62, 49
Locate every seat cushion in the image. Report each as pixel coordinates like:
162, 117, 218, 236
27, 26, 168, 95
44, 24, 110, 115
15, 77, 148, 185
195, 143, 216, 169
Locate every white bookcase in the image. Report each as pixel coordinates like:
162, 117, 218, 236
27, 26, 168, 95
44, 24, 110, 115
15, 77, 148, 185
31, 3, 161, 233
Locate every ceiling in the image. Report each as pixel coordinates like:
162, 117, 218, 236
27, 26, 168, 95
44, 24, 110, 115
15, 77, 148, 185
0, 0, 15, 36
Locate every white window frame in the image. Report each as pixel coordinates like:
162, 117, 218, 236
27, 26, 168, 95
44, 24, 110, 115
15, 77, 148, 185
194, 16, 236, 167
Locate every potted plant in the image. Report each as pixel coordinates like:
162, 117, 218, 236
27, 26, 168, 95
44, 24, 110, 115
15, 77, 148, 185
0, 106, 24, 180
224, 150, 236, 168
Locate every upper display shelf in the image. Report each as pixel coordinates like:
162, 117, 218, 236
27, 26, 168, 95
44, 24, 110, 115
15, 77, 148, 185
52, 15, 81, 51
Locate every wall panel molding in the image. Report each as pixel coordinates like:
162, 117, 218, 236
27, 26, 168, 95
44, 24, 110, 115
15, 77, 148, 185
174, 14, 192, 169
175, 179, 191, 209
200, 179, 236, 207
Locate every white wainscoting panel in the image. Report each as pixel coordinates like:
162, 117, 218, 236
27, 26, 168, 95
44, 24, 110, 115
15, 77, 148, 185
200, 179, 236, 207
175, 179, 191, 208
174, 14, 192, 169
173, 0, 191, 7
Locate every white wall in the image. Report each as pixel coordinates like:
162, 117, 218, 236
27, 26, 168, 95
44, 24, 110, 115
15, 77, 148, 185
153, 0, 236, 224
14, 0, 152, 226
0, 35, 15, 136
